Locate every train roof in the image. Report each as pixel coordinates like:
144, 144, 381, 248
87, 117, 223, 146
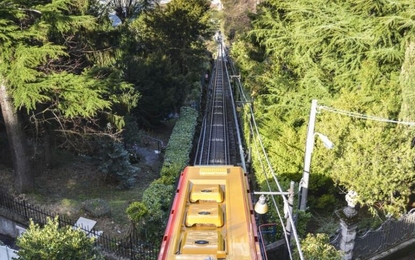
158, 165, 262, 260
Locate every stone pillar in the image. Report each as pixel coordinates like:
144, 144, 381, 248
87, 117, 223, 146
338, 207, 358, 260
337, 190, 359, 260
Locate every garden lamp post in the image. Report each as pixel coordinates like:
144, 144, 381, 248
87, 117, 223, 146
253, 191, 291, 215
299, 99, 334, 211
253, 183, 304, 260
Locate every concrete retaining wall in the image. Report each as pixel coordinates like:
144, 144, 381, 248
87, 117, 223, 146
0, 216, 18, 238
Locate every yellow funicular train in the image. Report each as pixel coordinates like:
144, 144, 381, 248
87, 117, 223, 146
158, 165, 262, 260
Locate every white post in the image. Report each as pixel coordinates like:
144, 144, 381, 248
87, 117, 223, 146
299, 99, 318, 211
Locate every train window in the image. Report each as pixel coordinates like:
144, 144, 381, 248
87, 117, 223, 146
190, 184, 223, 203
186, 203, 223, 227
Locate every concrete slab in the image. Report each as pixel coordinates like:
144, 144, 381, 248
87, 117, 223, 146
74, 217, 96, 231
0, 245, 18, 260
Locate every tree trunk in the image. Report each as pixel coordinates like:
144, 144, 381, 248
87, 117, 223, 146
0, 82, 34, 193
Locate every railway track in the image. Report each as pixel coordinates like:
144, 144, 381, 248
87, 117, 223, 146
158, 42, 265, 260
194, 44, 242, 166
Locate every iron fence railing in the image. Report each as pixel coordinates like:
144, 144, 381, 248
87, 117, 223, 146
353, 209, 415, 259
330, 209, 415, 259
0, 192, 159, 260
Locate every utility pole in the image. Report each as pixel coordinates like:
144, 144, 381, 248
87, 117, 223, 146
299, 99, 318, 210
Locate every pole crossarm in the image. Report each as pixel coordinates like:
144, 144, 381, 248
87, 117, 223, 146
254, 191, 291, 196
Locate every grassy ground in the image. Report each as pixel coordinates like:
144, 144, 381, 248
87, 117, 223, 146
32, 153, 159, 238
0, 124, 173, 239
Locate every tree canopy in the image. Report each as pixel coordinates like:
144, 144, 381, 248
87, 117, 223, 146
0, 0, 139, 127
127, 0, 214, 125
0, 0, 216, 192
231, 0, 415, 216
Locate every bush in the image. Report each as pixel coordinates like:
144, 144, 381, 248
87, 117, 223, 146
159, 106, 198, 184
126, 201, 148, 224
16, 217, 102, 260
96, 138, 140, 189
295, 233, 342, 260
126, 105, 198, 244
134, 183, 174, 243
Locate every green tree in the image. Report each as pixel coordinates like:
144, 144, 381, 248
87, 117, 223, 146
94, 0, 157, 24
0, 0, 138, 191
16, 217, 102, 260
136, 182, 174, 242
97, 138, 140, 189
399, 40, 415, 121
123, 52, 186, 126
126, 201, 148, 224
231, 0, 415, 215
137, 0, 212, 74
127, 0, 214, 125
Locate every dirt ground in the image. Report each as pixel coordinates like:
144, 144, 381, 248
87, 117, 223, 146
0, 123, 174, 239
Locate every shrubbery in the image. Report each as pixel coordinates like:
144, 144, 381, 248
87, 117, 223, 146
16, 217, 102, 260
96, 138, 140, 189
159, 106, 198, 184
295, 233, 342, 260
126, 105, 199, 244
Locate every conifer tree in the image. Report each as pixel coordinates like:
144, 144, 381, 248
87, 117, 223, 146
135, 0, 212, 74
128, 0, 214, 125
0, 0, 138, 192
232, 0, 415, 215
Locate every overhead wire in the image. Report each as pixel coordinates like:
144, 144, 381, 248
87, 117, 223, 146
227, 56, 304, 260
318, 105, 415, 126
249, 117, 296, 260
247, 98, 304, 260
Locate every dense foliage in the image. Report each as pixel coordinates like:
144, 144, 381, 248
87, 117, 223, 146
159, 107, 199, 184
296, 233, 342, 260
0, 0, 142, 191
231, 0, 415, 216
0, 0, 214, 190
128, 0, 214, 126
0, 0, 138, 128
16, 217, 102, 260
126, 105, 199, 243
139, 182, 175, 241
96, 138, 140, 188
0, 0, 215, 254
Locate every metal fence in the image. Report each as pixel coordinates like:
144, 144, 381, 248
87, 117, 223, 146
0, 192, 159, 260
353, 209, 415, 259
330, 209, 415, 259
